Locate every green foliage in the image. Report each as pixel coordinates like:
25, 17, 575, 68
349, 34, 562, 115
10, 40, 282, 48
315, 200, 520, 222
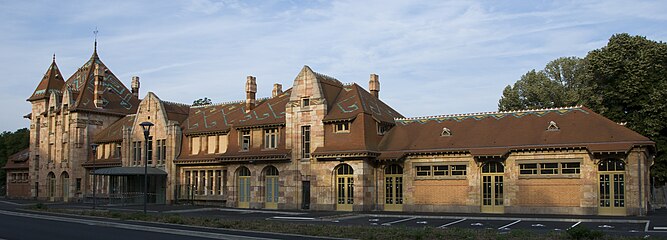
566, 226, 604, 240
192, 97, 212, 106
499, 33, 667, 181
498, 57, 585, 111
0, 128, 30, 193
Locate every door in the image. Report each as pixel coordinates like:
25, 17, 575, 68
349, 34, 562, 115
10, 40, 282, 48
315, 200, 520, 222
336, 164, 354, 211
237, 167, 251, 208
61, 172, 69, 202
385, 164, 403, 211
481, 162, 504, 213
264, 166, 279, 209
598, 159, 626, 215
302, 181, 310, 209
47, 172, 56, 201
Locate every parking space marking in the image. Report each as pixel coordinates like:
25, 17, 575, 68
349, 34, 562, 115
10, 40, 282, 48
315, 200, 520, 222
645, 221, 650, 232
381, 217, 416, 226
498, 220, 521, 230
569, 221, 581, 229
655, 227, 667, 230
437, 218, 467, 228
269, 216, 315, 221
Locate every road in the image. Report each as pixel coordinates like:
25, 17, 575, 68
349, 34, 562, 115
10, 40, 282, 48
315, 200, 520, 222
0, 202, 334, 240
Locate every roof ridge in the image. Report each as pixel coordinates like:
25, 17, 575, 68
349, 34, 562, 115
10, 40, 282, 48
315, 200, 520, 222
395, 105, 584, 121
161, 100, 191, 107
313, 71, 342, 85
191, 99, 245, 108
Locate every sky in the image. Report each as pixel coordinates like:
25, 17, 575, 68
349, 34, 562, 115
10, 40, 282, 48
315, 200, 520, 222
1, 0, 666, 132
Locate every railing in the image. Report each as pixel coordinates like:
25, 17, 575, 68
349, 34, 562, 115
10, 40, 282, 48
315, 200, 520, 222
84, 192, 158, 206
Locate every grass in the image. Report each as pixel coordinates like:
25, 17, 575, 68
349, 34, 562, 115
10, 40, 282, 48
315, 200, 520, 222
31, 206, 652, 240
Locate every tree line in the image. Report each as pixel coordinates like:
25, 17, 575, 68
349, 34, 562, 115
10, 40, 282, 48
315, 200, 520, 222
499, 33, 667, 182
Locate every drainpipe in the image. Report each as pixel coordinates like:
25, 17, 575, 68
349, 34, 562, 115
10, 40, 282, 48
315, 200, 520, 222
638, 151, 643, 216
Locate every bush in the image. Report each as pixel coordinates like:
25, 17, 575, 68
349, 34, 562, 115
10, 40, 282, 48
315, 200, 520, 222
566, 226, 604, 240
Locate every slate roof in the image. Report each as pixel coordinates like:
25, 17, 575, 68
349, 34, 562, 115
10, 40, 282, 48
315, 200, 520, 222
235, 89, 291, 128
93, 115, 135, 143
323, 83, 403, 123
377, 106, 654, 160
182, 100, 263, 135
2, 148, 30, 170
62, 50, 139, 115
27, 57, 65, 101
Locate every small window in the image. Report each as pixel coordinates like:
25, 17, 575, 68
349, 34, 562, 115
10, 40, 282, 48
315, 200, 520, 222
76, 178, 82, 192
302, 98, 310, 107
540, 163, 559, 174
334, 122, 350, 133
433, 165, 449, 176
441, 127, 452, 136
561, 162, 581, 174
241, 130, 251, 151
264, 128, 278, 149
416, 166, 431, 176
547, 121, 559, 131
519, 163, 538, 175
377, 122, 391, 135
451, 165, 467, 175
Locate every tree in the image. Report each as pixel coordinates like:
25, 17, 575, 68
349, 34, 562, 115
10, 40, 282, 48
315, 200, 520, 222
584, 33, 667, 181
0, 128, 30, 193
192, 97, 212, 106
498, 57, 584, 111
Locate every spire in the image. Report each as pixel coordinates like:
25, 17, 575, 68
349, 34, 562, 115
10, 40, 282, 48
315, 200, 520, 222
52, 53, 56, 62
92, 27, 99, 57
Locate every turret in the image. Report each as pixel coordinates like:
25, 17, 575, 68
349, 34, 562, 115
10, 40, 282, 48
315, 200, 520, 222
94, 63, 106, 108
272, 83, 283, 97
369, 73, 380, 98
245, 76, 257, 112
131, 76, 140, 98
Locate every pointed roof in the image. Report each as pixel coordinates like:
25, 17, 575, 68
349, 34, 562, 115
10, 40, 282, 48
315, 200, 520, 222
28, 55, 65, 101
323, 83, 403, 123
62, 49, 139, 115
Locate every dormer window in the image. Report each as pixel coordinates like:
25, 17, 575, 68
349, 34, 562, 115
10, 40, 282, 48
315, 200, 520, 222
241, 130, 251, 151
264, 128, 278, 149
302, 98, 310, 107
376, 122, 392, 135
441, 127, 452, 137
547, 121, 559, 131
334, 122, 350, 133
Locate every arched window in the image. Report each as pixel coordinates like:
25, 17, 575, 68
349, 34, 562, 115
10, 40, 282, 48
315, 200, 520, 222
61, 172, 70, 201
385, 164, 403, 175
47, 172, 56, 199
482, 162, 504, 173
335, 164, 354, 211
264, 166, 279, 209
337, 164, 354, 175
237, 166, 251, 208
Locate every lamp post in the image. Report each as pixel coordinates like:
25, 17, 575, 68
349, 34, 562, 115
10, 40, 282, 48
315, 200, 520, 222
139, 121, 153, 214
90, 143, 98, 210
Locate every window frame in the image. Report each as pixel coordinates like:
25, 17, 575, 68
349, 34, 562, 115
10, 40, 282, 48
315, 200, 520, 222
517, 158, 582, 179
413, 162, 468, 179
263, 128, 278, 149
240, 130, 251, 151
334, 122, 350, 133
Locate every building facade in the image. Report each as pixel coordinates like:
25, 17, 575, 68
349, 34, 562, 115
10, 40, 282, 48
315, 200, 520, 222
6, 48, 655, 216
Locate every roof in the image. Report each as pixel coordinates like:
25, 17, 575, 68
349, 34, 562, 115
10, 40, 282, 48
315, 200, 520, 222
162, 101, 191, 123
92, 167, 167, 176
93, 115, 136, 143
27, 57, 65, 101
62, 50, 139, 115
182, 100, 256, 135
235, 89, 291, 128
378, 106, 654, 159
323, 83, 403, 123
2, 148, 29, 170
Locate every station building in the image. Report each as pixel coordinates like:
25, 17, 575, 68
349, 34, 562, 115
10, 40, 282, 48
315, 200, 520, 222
6, 46, 655, 216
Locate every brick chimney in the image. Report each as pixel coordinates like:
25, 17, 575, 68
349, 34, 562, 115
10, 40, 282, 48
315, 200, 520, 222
131, 76, 140, 98
94, 63, 105, 108
369, 73, 380, 98
272, 83, 283, 98
245, 76, 257, 112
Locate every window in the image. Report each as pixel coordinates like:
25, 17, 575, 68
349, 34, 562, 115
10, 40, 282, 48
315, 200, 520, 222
215, 170, 222, 195
208, 170, 214, 195
241, 130, 251, 151
415, 163, 467, 178
264, 128, 278, 149
416, 166, 431, 176
76, 178, 82, 192
132, 141, 142, 166
377, 122, 392, 135
301, 126, 311, 159
207, 136, 217, 154
114, 143, 121, 158
146, 136, 153, 165
156, 139, 166, 165
302, 98, 310, 107
518, 160, 581, 177
334, 122, 350, 133
191, 136, 200, 154
34, 155, 40, 170
441, 127, 452, 136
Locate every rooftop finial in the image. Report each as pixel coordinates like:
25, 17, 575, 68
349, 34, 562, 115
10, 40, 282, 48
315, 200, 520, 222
52, 53, 56, 62
93, 27, 99, 54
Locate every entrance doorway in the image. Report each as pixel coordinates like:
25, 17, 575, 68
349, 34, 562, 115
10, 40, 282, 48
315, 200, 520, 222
336, 164, 354, 211
598, 159, 626, 215
384, 164, 403, 211
264, 166, 279, 209
237, 167, 251, 208
47, 172, 56, 201
61, 172, 69, 202
481, 162, 504, 213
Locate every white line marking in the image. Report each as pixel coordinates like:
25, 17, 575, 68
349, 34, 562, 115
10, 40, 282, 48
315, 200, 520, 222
269, 216, 315, 221
655, 227, 667, 230
437, 218, 467, 228
498, 220, 521, 230
381, 217, 416, 226
569, 221, 582, 229
645, 221, 650, 232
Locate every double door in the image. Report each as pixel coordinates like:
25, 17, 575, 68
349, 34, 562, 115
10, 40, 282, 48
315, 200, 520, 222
481, 162, 504, 213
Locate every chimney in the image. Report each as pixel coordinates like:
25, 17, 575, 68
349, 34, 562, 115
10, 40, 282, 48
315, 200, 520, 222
131, 76, 140, 98
245, 76, 257, 112
272, 83, 283, 98
94, 63, 105, 108
369, 73, 380, 98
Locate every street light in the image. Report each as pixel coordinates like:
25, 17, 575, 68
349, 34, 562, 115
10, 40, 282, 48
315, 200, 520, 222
139, 121, 153, 214
90, 143, 98, 210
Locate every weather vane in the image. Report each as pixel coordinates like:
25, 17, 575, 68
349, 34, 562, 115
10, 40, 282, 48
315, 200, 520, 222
93, 27, 99, 52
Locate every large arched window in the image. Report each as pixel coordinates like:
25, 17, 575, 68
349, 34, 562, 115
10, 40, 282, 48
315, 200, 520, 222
47, 172, 56, 199
61, 171, 70, 201
335, 164, 354, 211
237, 166, 251, 208
264, 166, 279, 209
